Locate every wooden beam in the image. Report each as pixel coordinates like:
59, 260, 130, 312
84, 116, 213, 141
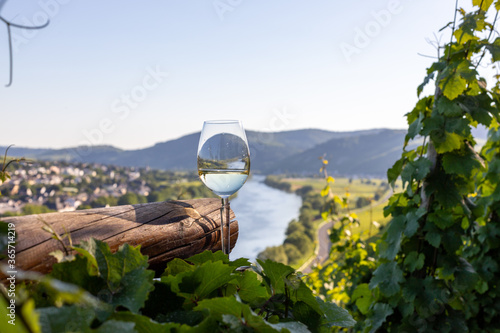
0, 198, 238, 277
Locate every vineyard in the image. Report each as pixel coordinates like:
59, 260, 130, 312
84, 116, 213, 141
2, 1, 500, 332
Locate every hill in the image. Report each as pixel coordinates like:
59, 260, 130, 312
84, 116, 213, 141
264, 129, 407, 176
1, 128, 406, 176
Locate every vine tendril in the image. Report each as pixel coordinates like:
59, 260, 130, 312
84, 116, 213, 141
0, 13, 49, 87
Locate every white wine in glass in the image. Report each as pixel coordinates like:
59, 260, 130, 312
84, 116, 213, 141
197, 120, 250, 256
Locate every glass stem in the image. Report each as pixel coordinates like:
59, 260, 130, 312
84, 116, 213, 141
220, 197, 231, 257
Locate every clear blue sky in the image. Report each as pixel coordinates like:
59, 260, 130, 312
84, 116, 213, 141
0, 0, 468, 149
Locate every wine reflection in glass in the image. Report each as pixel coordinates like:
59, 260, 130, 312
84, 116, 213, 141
197, 120, 250, 257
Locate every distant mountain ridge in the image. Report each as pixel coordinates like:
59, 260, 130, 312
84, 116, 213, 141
2, 128, 406, 176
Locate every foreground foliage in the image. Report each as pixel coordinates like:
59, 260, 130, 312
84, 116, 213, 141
0, 236, 355, 332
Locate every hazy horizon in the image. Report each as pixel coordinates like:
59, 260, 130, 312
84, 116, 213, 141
1, 1, 471, 150
1, 126, 408, 150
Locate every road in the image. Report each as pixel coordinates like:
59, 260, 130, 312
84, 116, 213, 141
301, 221, 332, 274
300, 189, 393, 274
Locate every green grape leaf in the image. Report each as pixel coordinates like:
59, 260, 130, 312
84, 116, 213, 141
74, 239, 154, 313
236, 270, 269, 304
434, 132, 463, 153
417, 72, 434, 97
387, 157, 404, 188
454, 258, 479, 291
194, 297, 242, 320
112, 312, 185, 333
486, 37, 500, 62
476, 280, 489, 294
404, 207, 425, 237
404, 251, 425, 272
439, 70, 467, 100
163, 258, 196, 276
476, 255, 499, 281
369, 262, 404, 297
381, 216, 405, 260
442, 229, 463, 254
406, 111, 425, 142
424, 172, 463, 207
351, 283, 373, 315
178, 260, 235, 301
293, 281, 322, 314
257, 259, 295, 294
453, 13, 480, 44
317, 297, 356, 328
428, 211, 455, 230
255, 318, 309, 332
37, 306, 95, 333
71, 246, 99, 277
459, 93, 495, 127
415, 277, 450, 317
50, 255, 102, 291
473, 0, 493, 11
111, 268, 155, 313
442, 151, 481, 175
402, 277, 420, 303
470, 108, 493, 127
76, 239, 149, 289
436, 96, 463, 116
422, 114, 444, 136
186, 251, 229, 265
186, 250, 250, 268
445, 117, 470, 136
197, 298, 309, 332
401, 157, 432, 187
366, 303, 393, 333
456, 60, 477, 82
292, 301, 322, 331
270, 321, 311, 333
425, 231, 441, 248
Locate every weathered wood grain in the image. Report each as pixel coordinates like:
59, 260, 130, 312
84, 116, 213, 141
0, 198, 238, 277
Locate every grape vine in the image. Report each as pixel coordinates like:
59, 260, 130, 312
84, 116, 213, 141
306, 1, 500, 332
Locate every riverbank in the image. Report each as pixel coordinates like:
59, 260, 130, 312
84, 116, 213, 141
229, 175, 302, 261
258, 175, 393, 269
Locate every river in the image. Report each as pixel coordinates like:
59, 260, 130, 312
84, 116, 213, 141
229, 175, 302, 261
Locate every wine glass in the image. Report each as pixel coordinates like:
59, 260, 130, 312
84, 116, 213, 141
197, 120, 250, 256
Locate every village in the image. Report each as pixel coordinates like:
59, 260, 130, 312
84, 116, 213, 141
0, 160, 202, 216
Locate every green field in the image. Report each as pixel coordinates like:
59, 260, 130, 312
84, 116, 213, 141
283, 177, 387, 193
282, 176, 395, 238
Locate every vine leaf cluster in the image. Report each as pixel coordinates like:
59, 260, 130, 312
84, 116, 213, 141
364, 1, 500, 331
307, 1, 500, 332
306, 158, 377, 332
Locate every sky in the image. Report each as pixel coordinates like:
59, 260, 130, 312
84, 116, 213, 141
0, 0, 476, 150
